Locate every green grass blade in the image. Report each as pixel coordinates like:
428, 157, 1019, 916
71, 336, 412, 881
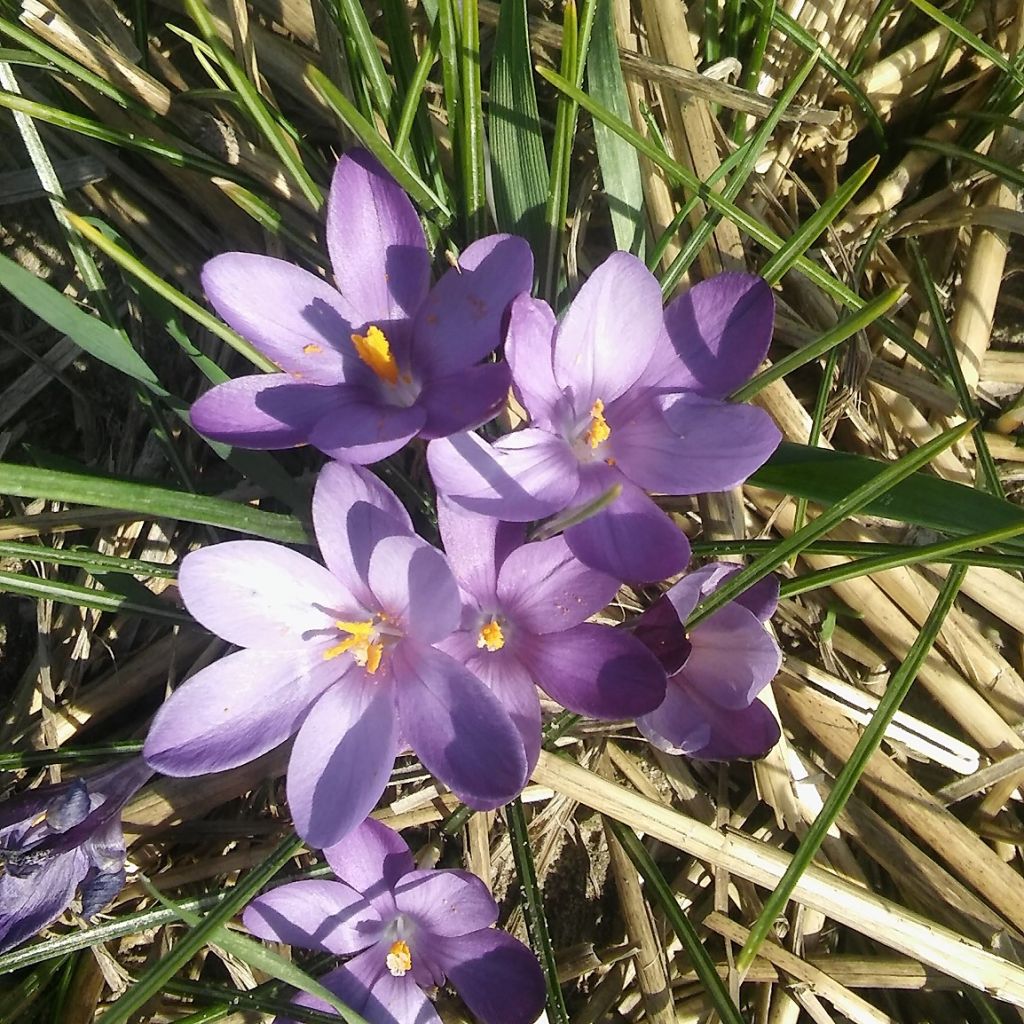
459, 0, 487, 238
737, 563, 968, 972
907, 135, 1024, 191
733, 285, 904, 401
0, 462, 308, 544
687, 420, 976, 629
334, 0, 395, 127
490, 0, 548, 249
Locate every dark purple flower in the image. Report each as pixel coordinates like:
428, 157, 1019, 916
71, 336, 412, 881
243, 817, 545, 1024
633, 563, 783, 759
435, 499, 667, 772
427, 256, 782, 581
0, 757, 153, 952
190, 149, 533, 463
143, 462, 527, 848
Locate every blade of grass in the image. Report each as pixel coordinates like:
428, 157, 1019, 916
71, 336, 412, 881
686, 419, 976, 629
907, 135, 1024, 191
736, 563, 968, 973
459, 0, 487, 238
506, 797, 569, 1024
334, 0, 394, 128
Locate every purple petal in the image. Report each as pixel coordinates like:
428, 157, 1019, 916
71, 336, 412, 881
655, 392, 782, 491
517, 623, 666, 718
327, 150, 430, 328
323, 817, 413, 915
439, 632, 542, 776
552, 252, 664, 406
80, 867, 125, 919
427, 430, 579, 522
412, 235, 533, 376
631, 596, 691, 675
393, 869, 498, 936
497, 534, 619, 634
686, 602, 782, 708
0, 849, 90, 953
190, 375, 341, 450
435, 929, 546, 1024
505, 294, 561, 428
243, 879, 381, 955
395, 642, 527, 809
670, 562, 780, 623
309, 397, 426, 465
287, 676, 400, 848
417, 361, 511, 440
565, 473, 690, 582
143, 649, 340, 776
640, 685, 780, 760
436, 498, 524, 604
367, 535, 461, 644
313, 461, 413, 606
179, 541, 357, 650
729, 574, 779, 622
651, 273, 774, 397
202, 253, 356, 382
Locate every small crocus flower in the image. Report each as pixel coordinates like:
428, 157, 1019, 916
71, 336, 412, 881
632, 563, 783, 759
436, 499, 667, 772
143, 462, 527, 848
0, 757, 153, 952
427, 254, 782, 581
243, 817, 546, 1024
190, 149, 533, 464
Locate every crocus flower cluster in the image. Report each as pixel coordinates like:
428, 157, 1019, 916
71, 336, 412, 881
0, 758, 152, 952
242, 817, 546, 1024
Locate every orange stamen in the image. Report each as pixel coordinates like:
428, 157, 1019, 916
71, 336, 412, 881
584, 399, 611, 449
477, 619, 505, 652
386, 939, 412, 977
350, 325, 399, 384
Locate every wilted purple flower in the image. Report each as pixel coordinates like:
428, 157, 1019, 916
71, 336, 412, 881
0, 757, 152, 952
243, 817, 545, 1024
633, 563, 782, 759
190, 149, 532, 463
436, 499, 667, 772
427, 255, 782, 581
144, 462, 527, 848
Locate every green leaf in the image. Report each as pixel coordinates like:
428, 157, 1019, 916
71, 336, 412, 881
459, 0, 487, 238
749, 442, 1024, 553
490, 0, 549, 249
0, 462, 309, 544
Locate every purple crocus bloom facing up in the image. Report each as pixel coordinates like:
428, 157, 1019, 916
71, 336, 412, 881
190, 149, 533, 464
143, 462, 527, 848
436, 499, 667, 772
427, 254, 782, 581
0, 757, 153, 952
633, 563, 783, 759
243, 817, 545, 1024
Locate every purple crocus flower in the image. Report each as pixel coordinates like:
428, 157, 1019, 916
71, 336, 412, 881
427, 255, 782, 581
143, 462, 527, 848
243, 817, 545, 1024
190, 149, 532, 464
633, 563, 782, 759
0, 757, 153, 952
436, 499, 667, 772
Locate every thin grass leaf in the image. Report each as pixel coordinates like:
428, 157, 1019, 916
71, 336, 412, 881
687, 419, 976, 629
907, 135, 1024, 191
459, 0, 487, 238
605, 819, 745, 1024
335, 0, 395, 129
167, 974, 349, 1024
506, 798, 569, 1024
490, 0, 548, 249
733, 285, 905, 400
737, 563, 968, 972
0, 742, 143, 770
392, 15, 440, 158
0, 462, 309, 544
587, 0, 645, 256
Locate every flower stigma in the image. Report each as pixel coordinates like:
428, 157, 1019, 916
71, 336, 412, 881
351, 325, 399, 384
386, 938, 413, 977
584, 399, 611, 449
477, 618, 505, 652
323, 619, 385, 674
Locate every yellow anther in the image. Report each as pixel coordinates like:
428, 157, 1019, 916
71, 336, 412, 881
386, 939, 413, 977
584, 399, 611, 449
323, 619, 384, 674
302, 343, 322, 355
350, 325, 399, 384
477, 619, 505, 652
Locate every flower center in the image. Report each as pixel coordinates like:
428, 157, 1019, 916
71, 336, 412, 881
386, 939, 413, 977
323, 619, 385, 674
351, 325, 399, 384
583, 399, 611, 449
477, 618, 505, 652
